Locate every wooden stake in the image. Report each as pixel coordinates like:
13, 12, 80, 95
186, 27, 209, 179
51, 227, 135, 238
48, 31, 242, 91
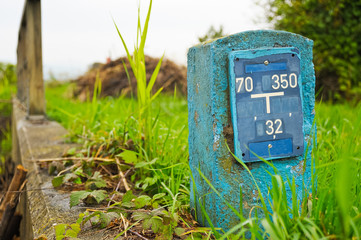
0, 165, 28, 218
0, 165, 27, 240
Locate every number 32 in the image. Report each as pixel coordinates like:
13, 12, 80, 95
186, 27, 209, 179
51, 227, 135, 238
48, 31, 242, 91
265, 119, 283, 135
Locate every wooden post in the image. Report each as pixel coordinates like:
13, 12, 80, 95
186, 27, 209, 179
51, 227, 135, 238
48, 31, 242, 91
17, 0, 45, 117
0, 165, 28, 214
17, 10, 28, 106
0, 165, 28, 239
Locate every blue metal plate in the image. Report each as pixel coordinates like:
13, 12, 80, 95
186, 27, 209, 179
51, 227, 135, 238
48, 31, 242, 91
229, 48, 304, 162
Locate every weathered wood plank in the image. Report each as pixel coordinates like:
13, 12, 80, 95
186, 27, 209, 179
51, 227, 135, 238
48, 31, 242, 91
17, 12, 28, 105
17, 0, 45, 116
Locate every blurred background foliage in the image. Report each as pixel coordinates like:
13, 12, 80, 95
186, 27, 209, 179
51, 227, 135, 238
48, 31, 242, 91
0, 63, 16, 174
266, 0, 361, 102
198, 25, 225, 43
0, 63, 17, 87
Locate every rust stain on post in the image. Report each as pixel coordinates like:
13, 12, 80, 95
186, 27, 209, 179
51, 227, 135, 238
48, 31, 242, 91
194, 111, 199, 126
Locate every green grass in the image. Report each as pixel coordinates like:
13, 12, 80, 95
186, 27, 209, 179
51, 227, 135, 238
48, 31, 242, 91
46, 81, 189, 198
45, 79, 361, 238
0, 63, 16, 174
3, 56, 361, 238
3, 59, 360, 238
46, 81, 192, 238
114, 0, 164, 159
311, 102, 361, 238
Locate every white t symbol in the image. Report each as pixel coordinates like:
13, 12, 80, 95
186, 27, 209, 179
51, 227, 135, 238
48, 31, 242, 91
251, 92, 284, 114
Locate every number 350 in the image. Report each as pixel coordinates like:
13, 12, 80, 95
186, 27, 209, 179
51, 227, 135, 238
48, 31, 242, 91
272, 73, 297, 90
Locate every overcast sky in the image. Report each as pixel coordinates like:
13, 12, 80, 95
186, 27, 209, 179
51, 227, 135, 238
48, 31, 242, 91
0, 0, 271, 79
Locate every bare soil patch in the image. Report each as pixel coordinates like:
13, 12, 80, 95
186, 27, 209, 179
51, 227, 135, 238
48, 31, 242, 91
74, 56, 187, 101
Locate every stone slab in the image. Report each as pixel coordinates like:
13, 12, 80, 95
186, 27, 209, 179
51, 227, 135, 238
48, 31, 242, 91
12, 99, 121, 239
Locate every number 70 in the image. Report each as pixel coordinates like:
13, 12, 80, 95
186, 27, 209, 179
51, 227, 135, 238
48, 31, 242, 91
236, 77, 253, 93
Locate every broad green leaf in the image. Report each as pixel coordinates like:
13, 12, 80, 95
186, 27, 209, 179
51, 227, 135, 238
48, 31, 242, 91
99, 212, 111, 228
121, 201, 135, 208
89, 190, 107, 203
107, 212, 121, 222
135, 195, 151, 209
72, 177, 82, 185
174, 227, 186, 236
76, 212, 85, 224
65, 229, 77, 237
152, 193, 166, 200
64, 173, 81, 183
117, 150, 138, 164
73, 167, 85, 177
85, 181, 106, 190
55, 235, 64, 240
66, 147, 76, 156
91, 171, 102, 180
70, 223, 81, 234
143, 218, 152, 230
52, 176, 64, 188
134, 158, 157, 168
132, 211, 150, 221
150, 216, 163, 233
55, 224, 67, 236
70, 191, 90, 208
122, 190, 135, 204
85, 171, 107, 190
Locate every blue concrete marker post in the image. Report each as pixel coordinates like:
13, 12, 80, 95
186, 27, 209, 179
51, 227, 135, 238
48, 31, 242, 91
187, 30, 315, 231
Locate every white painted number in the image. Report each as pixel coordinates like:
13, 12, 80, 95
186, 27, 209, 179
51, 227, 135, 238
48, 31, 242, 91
280, 74, 288, 88
236, 77, 253, 93
271, 75, 280, 90
245, 77, 253, 92
275, 119, 283, 134
265, 120, 274, 135
271, 73, 298, 90
236, 77, 243, 92
265, 119, 283, 135
289, 73, 297, 88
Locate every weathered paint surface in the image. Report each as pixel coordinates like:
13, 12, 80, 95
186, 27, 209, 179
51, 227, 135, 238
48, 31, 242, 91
187, 30, 315, 231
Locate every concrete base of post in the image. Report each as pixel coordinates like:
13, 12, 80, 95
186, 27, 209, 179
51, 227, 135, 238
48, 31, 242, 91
187, 30, 316, 232
27, 115, 46, 124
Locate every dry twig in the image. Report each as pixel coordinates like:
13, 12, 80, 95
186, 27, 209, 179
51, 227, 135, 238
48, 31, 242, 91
129, 229, 149, 240
0, 165, 28, 239
29, 157, 134, 167
116, 157, 130, 192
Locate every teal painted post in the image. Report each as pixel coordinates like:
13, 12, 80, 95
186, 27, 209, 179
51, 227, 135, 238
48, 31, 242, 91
187, 30, 316, 231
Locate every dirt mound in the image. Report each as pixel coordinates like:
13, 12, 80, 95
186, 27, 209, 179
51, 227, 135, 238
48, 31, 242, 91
74, 56, 187, 101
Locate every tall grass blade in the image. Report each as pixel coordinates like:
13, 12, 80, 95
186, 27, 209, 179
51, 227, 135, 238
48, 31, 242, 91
121, 59, 133, 99
113, 20, 134, 71
139, 0, 152, 52
198, 197, 221, 238
146, 54, 164, 94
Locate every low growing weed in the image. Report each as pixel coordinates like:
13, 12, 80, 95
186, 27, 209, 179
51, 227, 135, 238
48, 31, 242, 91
46, 83, 191, 238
